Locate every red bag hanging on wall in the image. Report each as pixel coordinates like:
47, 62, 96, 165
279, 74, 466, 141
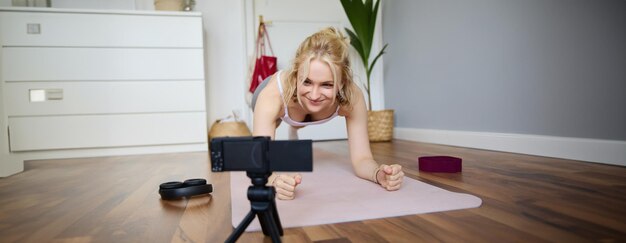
249, 22, 277, 93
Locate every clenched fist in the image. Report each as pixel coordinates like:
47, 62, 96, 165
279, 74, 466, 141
271, 173, 302, 200
376, 164, 404, 191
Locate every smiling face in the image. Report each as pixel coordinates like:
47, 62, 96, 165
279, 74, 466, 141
284, 27, 356, 112
297, 59, 337, 113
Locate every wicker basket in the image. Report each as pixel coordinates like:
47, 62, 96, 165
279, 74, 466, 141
154, 0, 185, 11
367, 109, 394, 142
208, 119, 252, 142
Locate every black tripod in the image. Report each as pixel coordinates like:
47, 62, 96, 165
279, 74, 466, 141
226, 172, 284, 243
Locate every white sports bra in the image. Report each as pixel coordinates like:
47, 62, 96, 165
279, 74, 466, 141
276, 71, 340, 127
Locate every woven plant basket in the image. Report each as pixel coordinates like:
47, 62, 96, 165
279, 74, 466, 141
208, 119, 252, 142
367, 109, 394, 142
154, 0, 185, 11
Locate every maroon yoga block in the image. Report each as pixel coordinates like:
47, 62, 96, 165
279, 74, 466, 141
418, 156, 462, 172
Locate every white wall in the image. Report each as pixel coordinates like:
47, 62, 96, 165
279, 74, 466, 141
194, 0, 249, 125
384, 0, 626, 166
139, 0, 250, 126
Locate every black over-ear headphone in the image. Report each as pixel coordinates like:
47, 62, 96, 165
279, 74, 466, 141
159, 178, 213, 200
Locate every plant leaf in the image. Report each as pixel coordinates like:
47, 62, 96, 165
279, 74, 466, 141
341, 0, 371, 59
344, 28, 368, 69
367, 0, 381, 54
367, 44, 388, 80
341, 0, 387, 109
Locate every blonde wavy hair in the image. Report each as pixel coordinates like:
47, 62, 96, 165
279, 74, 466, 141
282, 27, 357, 110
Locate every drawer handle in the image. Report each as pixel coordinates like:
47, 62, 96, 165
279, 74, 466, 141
27, 23, 41, 34
29, 89, 63, 102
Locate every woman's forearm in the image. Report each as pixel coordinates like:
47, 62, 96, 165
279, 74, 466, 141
353, 159, 380, 183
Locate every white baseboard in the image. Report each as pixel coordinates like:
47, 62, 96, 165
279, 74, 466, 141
394, 128, 626, 167
16, 143, 208, 161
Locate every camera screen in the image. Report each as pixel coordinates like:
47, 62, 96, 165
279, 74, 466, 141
268, 140, 313, 172
210, 136, 313, 173
222, 140, 266, 172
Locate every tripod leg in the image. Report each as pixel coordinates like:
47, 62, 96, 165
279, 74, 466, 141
226, 210, 256, 243
259, 211, 282, 243
257, 210, 271, 236
270, 198, 284, 235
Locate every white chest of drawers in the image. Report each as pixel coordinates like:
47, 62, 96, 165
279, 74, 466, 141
0, 7, 208, 176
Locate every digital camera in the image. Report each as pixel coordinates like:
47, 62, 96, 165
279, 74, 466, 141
209, 136, 313, 173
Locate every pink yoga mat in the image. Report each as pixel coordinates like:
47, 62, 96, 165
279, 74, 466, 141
230, 151, 482, 231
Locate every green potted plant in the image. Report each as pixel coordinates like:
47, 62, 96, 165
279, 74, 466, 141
340, 0, 393, 142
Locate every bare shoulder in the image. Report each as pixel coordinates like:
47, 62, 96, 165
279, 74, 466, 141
253, 73, 285, 133
254, 74, 283, 111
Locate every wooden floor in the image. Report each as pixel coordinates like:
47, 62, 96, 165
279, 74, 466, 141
0, 140, 625, 243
